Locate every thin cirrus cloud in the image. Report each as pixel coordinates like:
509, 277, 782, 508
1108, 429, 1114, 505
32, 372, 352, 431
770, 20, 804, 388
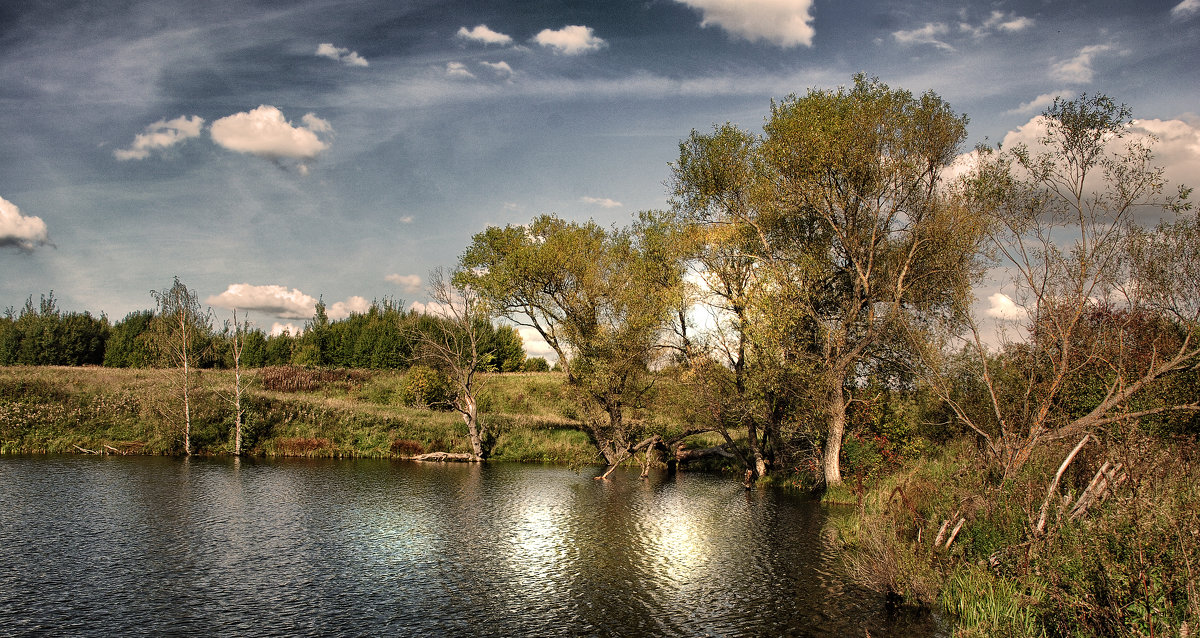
580, 196, 622, 208
674, 0, 816, 48
207, 283, 369, 321
113, 115, 205, 160
457, 24, 514, 46
316, 42, 368, 67
892, 23, 954, 51
533, 25, 607, 55
385, 273, 423, 294
0, 195, 50, 252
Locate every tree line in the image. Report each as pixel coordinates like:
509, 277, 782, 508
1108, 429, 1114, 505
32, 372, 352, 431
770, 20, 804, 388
0, 288, 531, 373
453, 76, 1199, 487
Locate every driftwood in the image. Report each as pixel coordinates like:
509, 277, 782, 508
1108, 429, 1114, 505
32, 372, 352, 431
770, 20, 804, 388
73, 444, 100, 454
410, 452, 480, 463
674, 444, 737, 462
1068, 461, 1125, 521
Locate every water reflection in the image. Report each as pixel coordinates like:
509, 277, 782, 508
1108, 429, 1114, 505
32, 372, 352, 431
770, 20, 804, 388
0, 456, 940, 637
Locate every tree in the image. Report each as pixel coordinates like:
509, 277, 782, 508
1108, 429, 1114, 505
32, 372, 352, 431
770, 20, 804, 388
458, 214, 685, 470
150, 277, 212, 456
412, 267, 495, 460
672, 76, 980, 486
927, 94, 1199, 479
226, 309, 249, 455
104, 310, 156, 367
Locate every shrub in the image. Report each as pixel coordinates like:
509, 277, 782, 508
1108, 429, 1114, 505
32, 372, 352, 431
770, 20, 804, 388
398, 365, 453, 409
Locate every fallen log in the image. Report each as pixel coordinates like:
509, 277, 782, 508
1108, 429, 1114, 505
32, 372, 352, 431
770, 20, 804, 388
410, 452, 480, 462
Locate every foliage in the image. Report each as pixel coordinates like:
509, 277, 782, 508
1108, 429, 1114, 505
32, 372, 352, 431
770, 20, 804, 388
398, 365, 454, 409
0, 292, 109, 366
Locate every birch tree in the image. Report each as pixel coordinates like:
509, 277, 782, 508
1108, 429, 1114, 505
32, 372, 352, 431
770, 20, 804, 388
151, 277, 211, 456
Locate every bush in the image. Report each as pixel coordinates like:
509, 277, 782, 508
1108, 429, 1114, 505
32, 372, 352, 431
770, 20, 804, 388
398, 365, 453, 409
522, 357, 550, 372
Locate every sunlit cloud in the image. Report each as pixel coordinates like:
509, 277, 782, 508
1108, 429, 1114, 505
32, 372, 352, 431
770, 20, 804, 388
674, 0, 815, 48
446, 61, 476, 79
1171, 0, 1200, 19
1006, 91, 1070, 115
533, 25, 606, 55
0, 196, 50, 252
893, 22, 953, 51
1050, 44, 1113, 84
269, 322, 301, 337
517, 326, 556, 360
113, 115, 205, 160
386, 273, 423, 294
207, 283, 320, 319
210, 105, 331, 165
316, 42, 368, 67
960, 11, 1033, 38
457, 24, 513, 46
580, 196, 622, 208
985, 292, 1025, 320
481, 60, 514, 78
327, 296, 370, 320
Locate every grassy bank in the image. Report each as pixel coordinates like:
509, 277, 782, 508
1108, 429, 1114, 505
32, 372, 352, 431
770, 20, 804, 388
0, 366, 597, 463
831, 435, 1200, 636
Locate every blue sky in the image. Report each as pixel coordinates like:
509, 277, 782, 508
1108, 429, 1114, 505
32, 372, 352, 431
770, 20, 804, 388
3, 0, 1199, 354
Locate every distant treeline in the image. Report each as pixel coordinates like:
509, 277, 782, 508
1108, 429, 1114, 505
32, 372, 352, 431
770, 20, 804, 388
0, 292, 542, 372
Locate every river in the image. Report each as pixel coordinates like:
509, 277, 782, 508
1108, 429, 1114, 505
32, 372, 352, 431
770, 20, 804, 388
0, 456, 941, 636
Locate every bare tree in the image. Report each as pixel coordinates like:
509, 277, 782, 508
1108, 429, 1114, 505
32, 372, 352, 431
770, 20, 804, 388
227, 309, 248, 455
925, 94, 1199, 479
414, 267, 493, 460
150, 277, 211, 456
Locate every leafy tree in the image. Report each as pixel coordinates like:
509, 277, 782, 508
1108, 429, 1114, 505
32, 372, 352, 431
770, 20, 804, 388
458, 214, 684, 468
150, 277, 212, 455
104, 310, 156, 367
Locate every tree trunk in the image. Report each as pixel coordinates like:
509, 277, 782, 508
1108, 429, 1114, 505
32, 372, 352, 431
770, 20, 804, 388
463, 394, 483, 459
822, 371, 847, 487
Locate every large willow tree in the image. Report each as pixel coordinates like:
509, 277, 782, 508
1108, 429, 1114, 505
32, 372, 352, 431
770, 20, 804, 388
673, 75, 983, 486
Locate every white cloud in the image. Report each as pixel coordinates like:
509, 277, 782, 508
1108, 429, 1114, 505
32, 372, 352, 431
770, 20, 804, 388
0, 196, 50, 251
207, 283, 369, 321
269, 322, 301, 337
210, 105, 331, 162
960, 11, 1033, 37
580, 196, 622, 208
446, 61, 475, 79
327, 296, 370, 320
1172, 0, 1200, 18
1006, 91, 1070, 115
316, 42, 368, 67
1050, 44, 1112, 84
207, 283, 320, 319
399, 215, 414, 224
516, 326, 556, 361
1128, 117, 1200, 195
386, 273, 423, 294
409, 299, 453, 318
114, 115, 205, 160
675, 0, 815, 48
985, 293, 1025, 320
533, 25, 607, 55
893, 22, 953, 51
457, 24, 513, 46
481, 60, 514, 78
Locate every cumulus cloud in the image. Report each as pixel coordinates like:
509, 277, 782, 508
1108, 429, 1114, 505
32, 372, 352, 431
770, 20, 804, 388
481, 60, 514, 78
386, 273, 423, 294
207, 283, 369, 321
316, 42, 368, 67
0, 196, 50, 251
1050, 45, 1113, 84
409, 299, 453, 318
1171, 0, 1200, 18
457, 24, 514, 45
893, 22, 953, 51
269, 322, 302, 337
114, 115, 205, 160
207, 283, 320, 319
985, 293, 1025, 320
210, 106, 331, 165
675, 0, 815, 48
580, 196, 622, 208
327, 296, 370, 320
446, 61, 476, 79
533, 25, 607, 55
516, 326, 556, 361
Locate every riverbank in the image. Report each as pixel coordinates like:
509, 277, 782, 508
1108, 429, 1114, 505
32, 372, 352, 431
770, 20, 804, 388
0, 366, 607, 463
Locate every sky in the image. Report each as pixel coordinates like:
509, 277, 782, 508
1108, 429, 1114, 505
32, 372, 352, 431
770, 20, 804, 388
2, 0, 1199, 358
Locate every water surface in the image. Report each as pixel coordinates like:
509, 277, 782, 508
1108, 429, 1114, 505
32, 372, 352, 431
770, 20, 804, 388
0, 456, 939, 636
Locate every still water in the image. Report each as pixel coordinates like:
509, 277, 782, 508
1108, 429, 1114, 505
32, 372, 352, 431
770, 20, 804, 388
0, 456, 940, 636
